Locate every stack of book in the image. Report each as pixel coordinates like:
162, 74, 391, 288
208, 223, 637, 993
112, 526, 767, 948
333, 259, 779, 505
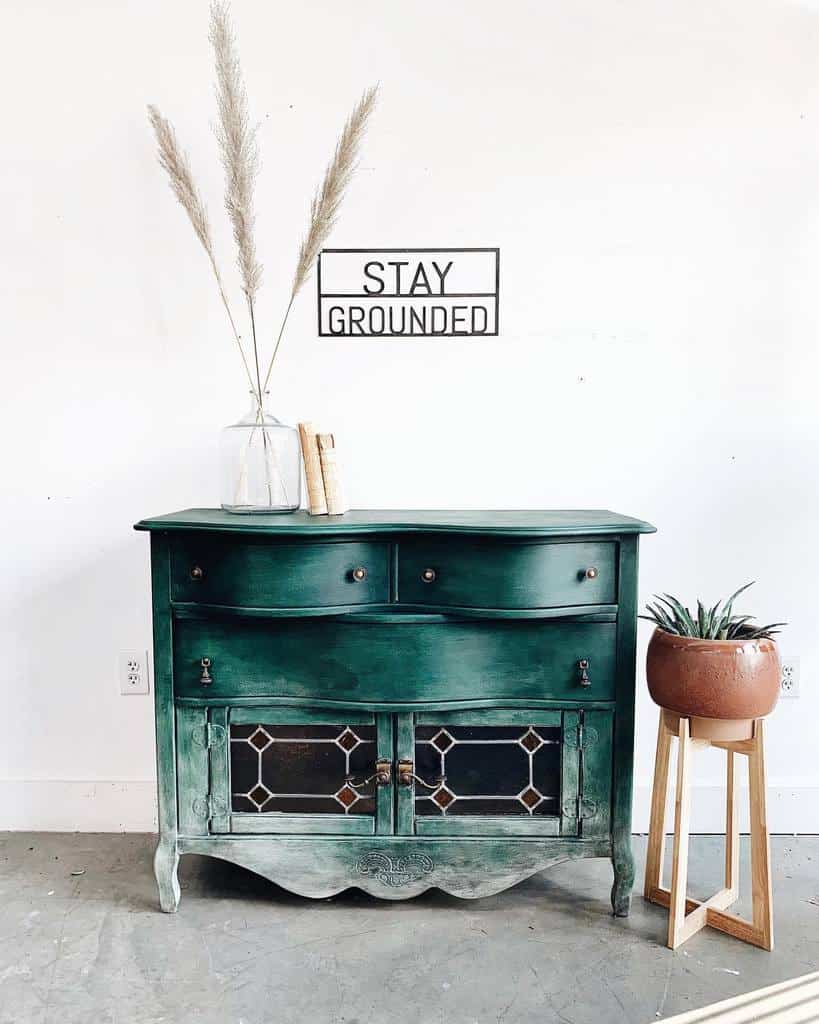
298, 423, 347, 516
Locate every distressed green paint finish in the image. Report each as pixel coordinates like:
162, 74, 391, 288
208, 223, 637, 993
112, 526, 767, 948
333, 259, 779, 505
148, 535, 180, 912
208, 706, 230, 833
171, 536, 390, 608
397, 538, 617, 608
579, 710, 614, 841
416, 817, 563, 837
376, 713, 394, 835
177, 835, 613, 900
138, 509, 653, 915
172, 602, 620, 621
136, 508, 656, 538
172, 617, 618, 704
561, 710, 581, 837
395, 713, 415, 836
611, 534, 639, 916
231, 814, 375, 835
175, 705, 210, 836
179, 695, 617, 712
229, 706, 375, 725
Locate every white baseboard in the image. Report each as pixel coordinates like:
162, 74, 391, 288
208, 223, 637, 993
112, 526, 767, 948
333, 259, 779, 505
0, 779, 816, 834
0, 780, 158, 832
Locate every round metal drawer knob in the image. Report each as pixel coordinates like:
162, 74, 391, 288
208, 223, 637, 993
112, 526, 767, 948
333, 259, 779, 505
352, 566, 368, 582
585, 567, 599, 580
421, 568, 437, 584
190, 565, 205, 581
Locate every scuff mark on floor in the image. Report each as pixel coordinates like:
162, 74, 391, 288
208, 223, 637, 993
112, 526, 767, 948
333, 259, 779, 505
655, 955, 674, 1018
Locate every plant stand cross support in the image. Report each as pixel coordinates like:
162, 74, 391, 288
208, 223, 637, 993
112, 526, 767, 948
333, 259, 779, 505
644, 709, 773, 951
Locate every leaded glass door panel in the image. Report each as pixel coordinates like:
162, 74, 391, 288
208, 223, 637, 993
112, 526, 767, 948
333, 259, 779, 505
211, 707, 393, 835
396, 710, 582, 837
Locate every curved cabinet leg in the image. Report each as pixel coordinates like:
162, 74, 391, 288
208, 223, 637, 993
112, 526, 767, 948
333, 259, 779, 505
154, 837, 180, 913
611, 838, 635, 917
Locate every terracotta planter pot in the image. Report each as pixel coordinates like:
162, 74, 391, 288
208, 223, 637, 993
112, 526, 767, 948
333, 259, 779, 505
646, 628, 780, 720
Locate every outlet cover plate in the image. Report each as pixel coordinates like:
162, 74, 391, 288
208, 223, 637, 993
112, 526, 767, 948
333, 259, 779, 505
119, 650, 150, 695
780, 656, 800, 699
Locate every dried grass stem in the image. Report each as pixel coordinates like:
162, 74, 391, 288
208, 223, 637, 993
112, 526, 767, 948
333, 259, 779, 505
210, 0, 262, 304
147, 104, 255, 392
262, 85, 378, 391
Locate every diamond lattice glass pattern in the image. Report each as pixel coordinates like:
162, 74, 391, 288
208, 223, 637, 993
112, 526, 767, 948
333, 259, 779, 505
230, 722, 377, 815
414, 723, 561, 816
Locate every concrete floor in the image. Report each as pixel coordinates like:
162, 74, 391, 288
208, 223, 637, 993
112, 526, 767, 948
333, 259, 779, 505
0, 835, 817, 1024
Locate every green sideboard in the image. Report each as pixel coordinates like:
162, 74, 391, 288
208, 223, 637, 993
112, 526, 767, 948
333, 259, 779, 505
135, 509, 655, 913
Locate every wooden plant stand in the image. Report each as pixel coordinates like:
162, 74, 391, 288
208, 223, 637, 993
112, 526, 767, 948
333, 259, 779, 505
644, 709, 773, 951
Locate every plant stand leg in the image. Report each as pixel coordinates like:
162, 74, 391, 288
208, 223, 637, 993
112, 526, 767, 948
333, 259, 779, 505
725, 747, 740, 899
644, 711, 672, 901
668, 716, 693, 949
154, 836, 180, 914
748, 720, 774, 951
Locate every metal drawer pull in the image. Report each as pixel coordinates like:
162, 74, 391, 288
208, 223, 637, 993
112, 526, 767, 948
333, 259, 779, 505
584, 567, 598, 580
397, 759, 443, 789
199, 657, 213, 686
351, 566, 368, 582
347, 758, 392, 789
578, 658, 591, 687
190, 565, 205, 581
420, 568, 437, 584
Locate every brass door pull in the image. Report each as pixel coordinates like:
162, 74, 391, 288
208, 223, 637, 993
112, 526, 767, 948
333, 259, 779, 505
347, 758, 391, 789
190, 565, 205, 581
199, 657, 213, 686
351, 566, 368, 582
397, 759, 443, 789
420, 568, 437, 583
584, 567, 598, 580
578, 658, 591, 687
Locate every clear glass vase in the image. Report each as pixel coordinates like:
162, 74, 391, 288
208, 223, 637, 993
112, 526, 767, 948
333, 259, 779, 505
220, 393, 302, 513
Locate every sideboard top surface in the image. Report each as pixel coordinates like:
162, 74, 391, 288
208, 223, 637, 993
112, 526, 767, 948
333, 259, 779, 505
134, 508, 656, 537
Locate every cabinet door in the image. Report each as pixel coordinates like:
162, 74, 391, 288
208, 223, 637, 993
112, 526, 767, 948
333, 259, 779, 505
207, 707, 394, 835
395, 709, 611, 838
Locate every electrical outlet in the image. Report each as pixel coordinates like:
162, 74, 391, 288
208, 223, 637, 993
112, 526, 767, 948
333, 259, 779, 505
119, 651, 150, 695
780, 657, 800, 699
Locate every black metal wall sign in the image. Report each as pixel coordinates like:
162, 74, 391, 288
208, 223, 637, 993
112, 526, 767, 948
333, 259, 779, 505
317, 248, 500, 337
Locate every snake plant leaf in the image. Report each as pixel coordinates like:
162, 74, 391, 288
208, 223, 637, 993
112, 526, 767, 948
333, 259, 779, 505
705, 600, 721, 638
659, 593, 698, 636
725, 615, 754, 638
641, 599, 680, 635
723, 582, 756, 607
652, 597, 686, 635
642, 583, 784, 641
743, 622, 786, 639
640, 602, 677, 633
646, 601, 674, 627
720, 583, 755, 624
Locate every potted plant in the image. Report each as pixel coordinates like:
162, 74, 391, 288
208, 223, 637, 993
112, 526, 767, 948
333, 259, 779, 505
642, 583, 784, 722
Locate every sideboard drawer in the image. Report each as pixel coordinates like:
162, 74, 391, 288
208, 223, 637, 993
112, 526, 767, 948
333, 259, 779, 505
171, 538, 390, 609
397, 540, 617, 609
173, 616, 617, 703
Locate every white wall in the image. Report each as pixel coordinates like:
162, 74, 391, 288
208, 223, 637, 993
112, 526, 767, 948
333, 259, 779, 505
2, 0, 818, 833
